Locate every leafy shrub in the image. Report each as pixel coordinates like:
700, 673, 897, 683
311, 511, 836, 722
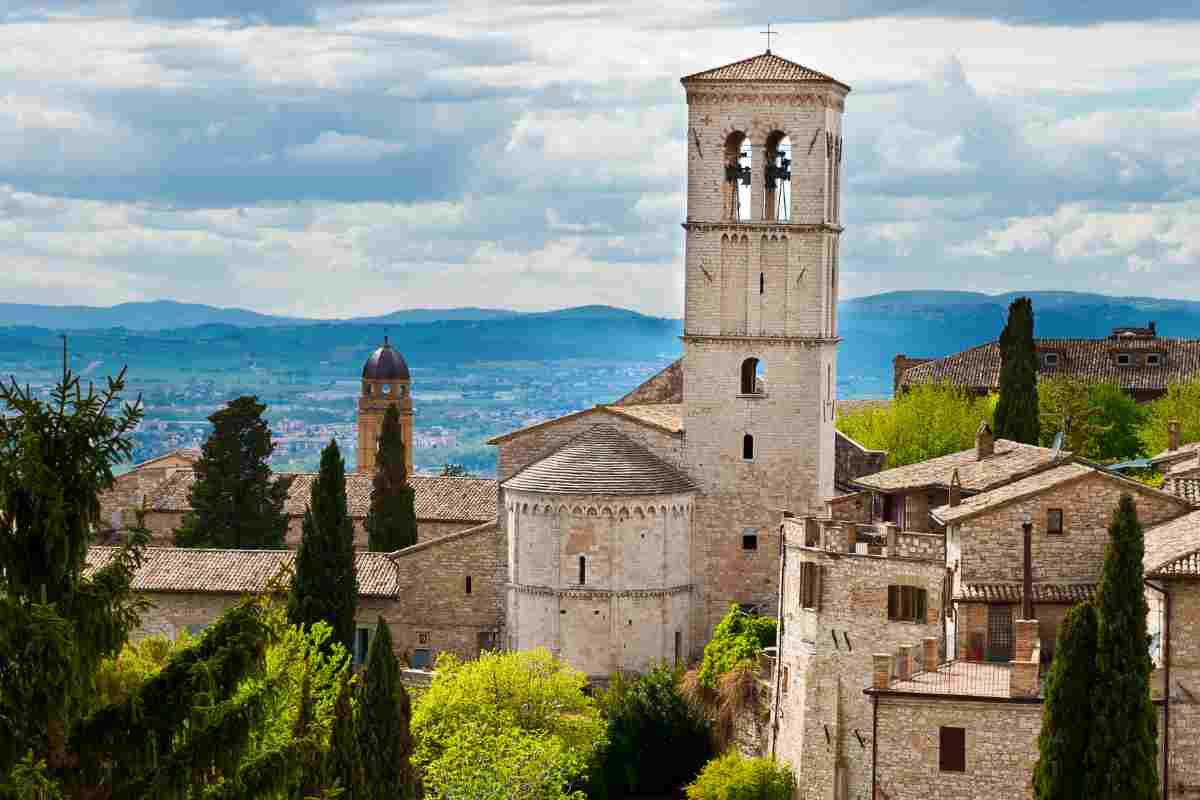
837, 383, 995, 468
94, 631, 193, 707
697, 605, 776, 689
1140, 377, 1200, 456
1038, 378, 1146, 462
684, 752, 795, 800
596, 665, 713, 797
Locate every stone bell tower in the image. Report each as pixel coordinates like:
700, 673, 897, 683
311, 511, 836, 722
357, 336, 414, 476
679, 51, 850, 640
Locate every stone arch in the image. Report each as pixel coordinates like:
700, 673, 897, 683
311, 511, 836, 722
723, 130, 751, 222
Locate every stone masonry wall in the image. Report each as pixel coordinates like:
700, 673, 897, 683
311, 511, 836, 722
873, 696, 1042, 800
834, 431, 887, 488
1164, 581, 1200, 796
958, 472, 1189, 585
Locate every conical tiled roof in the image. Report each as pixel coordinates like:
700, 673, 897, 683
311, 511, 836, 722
682, 52, 847, 88
503, 424, 697, 496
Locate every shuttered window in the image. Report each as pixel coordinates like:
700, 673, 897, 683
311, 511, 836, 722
887, 585, 927, 623
939, 726, 966, 772
798, 562, 822, 610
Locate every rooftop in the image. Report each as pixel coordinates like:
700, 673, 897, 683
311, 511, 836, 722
1146, 509, 1200, 578
853, 439, 1066, 495
877, 660, 1022, 700
503, 424, 697, 496
84, 546, 399, 597
681, 52, 848, 89
956, 582, 1096, 604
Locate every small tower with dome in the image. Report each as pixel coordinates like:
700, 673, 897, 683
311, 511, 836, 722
357, 336, 413, 476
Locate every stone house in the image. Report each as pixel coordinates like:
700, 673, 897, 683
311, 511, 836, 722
97, 449, 199, 533
850, 424, 1067, 533
894, 323, 1200, 402
769, 515, 944, 800
934, 462, 1192, 663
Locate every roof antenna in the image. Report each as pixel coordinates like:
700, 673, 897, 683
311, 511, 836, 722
761, 23, 777, 54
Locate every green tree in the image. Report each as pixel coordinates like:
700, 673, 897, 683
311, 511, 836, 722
356, 618, 414, 800
597, 665, 712, 797
696, 605, 776, 689
1140, 376, 1200, 455
1089, 383, 1148, 462
994, 297, 1040, 444
175, 395, 290, 549
1083, 494, 1159, 799
412, 649, 605, 800
364, 405, 417, 552
684, 752, 795, 800
288, 439, 359, 655
836, 383, 996, 468
1038, 376, 1112, 457
1034, 601, 1098, 800
320, 672, 363, 800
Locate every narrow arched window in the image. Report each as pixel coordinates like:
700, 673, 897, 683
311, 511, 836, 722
465, 575, 472, 594
724, 131, 751, 222
579, 556, 587, 585
764, 132, 792, 222
743, 434, 755, 460
740, 358, 764, 395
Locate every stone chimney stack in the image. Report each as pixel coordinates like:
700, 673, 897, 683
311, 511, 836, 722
923, 637, 938, 672
1169, 420, 1181, 452
872, 654, 892, 690
976, 421, 995, 460
949, 469, 962, 507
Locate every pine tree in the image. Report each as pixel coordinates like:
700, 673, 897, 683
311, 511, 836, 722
364, 405, 417, 552
1084, 494, 1159, 800
1034, 601, 1097, 800
356, 617, 414, 800
287, 439, 359, 655
175, 395, 290, 549
993, 297, 1040, 444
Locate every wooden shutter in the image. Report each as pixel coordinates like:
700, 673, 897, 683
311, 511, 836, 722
887, 586, 899, 621
939, 726, 966, 772
916, 589, 928, 623
814, 565, 823, 611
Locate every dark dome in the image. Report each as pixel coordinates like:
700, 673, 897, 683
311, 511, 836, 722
362, 338, 410, 381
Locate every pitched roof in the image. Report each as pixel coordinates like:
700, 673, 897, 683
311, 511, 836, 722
1145, 510, 1200, 577
83, 546, 399, 597
932, 462, 1188, 524
899, 336, 1200, 394
682, 52, 847, 88
146, 470, 495, 522
127, 448, 201, 471
614, 359, 683, 405
1163, 477, 1200, 506
503, 424, 697, 496
956, 582, 1097, 604
853, 439, 1066, 494
602, 403, 684, 434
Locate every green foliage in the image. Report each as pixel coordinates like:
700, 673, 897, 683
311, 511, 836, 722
175, 395, 290, 549
1140, 376, 1200, 456
1034, 601, 1098, 800
412, 649, 605, 800
288, 439, 359, 655
439, 463, 468, 477
0, 346, 148, 775
994, 296, 1040, 444
596, 665, 712, 797
836, 383, 996, 468
1089, 382, 1149, 461
319, 672, 363, 800
0, 752, 63, 800
356, 618, 414, 800
1084, 494, 1159, 799
94, 630, 192, 707
1038, 378, 1146, 462
684, 752, 795, 800
365, 405, 417, 552
697, 605, 776, 689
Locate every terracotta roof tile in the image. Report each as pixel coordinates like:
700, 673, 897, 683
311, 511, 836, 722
83, 546, 399, 597
147, 470, 495, 522
900, 337, 1200, 394
682, 52, 846, 86
853, 439, 1067, 494
956, 582, 1097, 603
503, 424, 697, 496
1146, 510, 1200, 576
614, 359, 683, 405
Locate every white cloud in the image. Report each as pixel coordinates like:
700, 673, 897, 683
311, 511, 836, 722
286, 131, 406, 163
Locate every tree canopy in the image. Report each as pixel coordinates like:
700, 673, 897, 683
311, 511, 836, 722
288, 438, 359, 655
684, 752, 795, 800
175, 395, 290, 549
365, 404, 417, 552
1140, 375, 1200, 456
994, 297, 1040, 445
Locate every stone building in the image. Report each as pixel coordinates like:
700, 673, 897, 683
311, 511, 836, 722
97, 449, 198, 534
895, 323, 1200, 402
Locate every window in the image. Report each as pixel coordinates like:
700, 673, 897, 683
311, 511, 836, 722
1117, 353, 1133, 366
764, 131, 792, 222
738, 603, 758, 615
418, 631, 430, 645
742, 533, 758, 550
674, 631, 682, 666
740, 358, 762, 394
579, 555, 587, 585
1047, 508, 1064, 534
1043, 353, 1059, 366
465, 575, 473, 594
364, 383, 372, 395
1147, 353, 1162, 366
382, 383, 391, 394
759, 272, 765, 295
782, 665, 790, 694
724, 131, 752, 221
354, 627, 371, 666
743, 434, 755, 460
799, 561, 822, 610
887, 585, 927, 623
411, 648, 432, 669
939, 726, 966, 772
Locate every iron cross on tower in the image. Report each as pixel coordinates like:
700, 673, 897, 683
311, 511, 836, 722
761, 23, 778, 54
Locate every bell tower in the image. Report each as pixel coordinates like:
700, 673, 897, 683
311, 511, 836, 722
357, 336, 414, 476
679, 52, 849, 639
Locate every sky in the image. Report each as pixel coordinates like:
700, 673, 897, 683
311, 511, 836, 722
2, 2, 1199, 318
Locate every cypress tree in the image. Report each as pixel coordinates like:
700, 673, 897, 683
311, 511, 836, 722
1084, 494, 1159, 800
287, 438, 359, 655
364, 405, 417, 552
175, 395, 290, 549
356, 617, 414, 800
1034, 601, 1098, 800
993, 297, 1040, 444
321, 671, 364, 799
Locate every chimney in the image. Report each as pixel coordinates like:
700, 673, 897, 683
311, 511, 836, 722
923, 637, 939, 673
872, 654, 892, 690
948, 469, 962, 507
1169, 420, 1181, 452
976, 421, 995, 460
897, 644, 914, 681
